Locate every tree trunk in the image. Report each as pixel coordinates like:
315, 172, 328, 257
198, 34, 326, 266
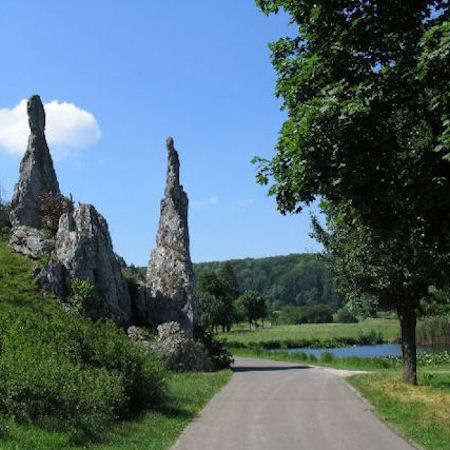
397, 303, 417, 385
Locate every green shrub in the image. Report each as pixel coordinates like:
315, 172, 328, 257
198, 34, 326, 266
0, 311, 166, 441
335, 308, 358, 323
70, 278, 94, 313
195, 326, 233, 370
38, 251, 52, 266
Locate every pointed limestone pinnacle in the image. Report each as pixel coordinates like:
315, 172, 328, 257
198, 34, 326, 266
165, 136, 180, 193
10, 94, 60, 228
27, 95, 46, 136
145, 137, 198, 334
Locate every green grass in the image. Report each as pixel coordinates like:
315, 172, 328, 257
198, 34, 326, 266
219, 319, 400, 349
0, 237, 59, 316
0, 370, 232, 450
348, 372, 450, 450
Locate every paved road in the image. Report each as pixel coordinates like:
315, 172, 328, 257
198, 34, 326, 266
172, 357, 415, 450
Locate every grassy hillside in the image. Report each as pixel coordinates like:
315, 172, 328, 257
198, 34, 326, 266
0, 236, 231, 449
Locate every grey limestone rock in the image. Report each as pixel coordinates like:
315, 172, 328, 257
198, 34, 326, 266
55, 203, 133, 326
156, 321, 212, 371
10, 95, 60, 229
9, 225, 54, 258
145, 138, 198, 334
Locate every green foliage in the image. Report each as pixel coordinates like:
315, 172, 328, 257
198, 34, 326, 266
254, 0, 450, 384
0, 312, 166, 443
38, 251, 51, 267
274, 304, 333, 325
419, 287, 450, 317
197, 271, 237, 331
195, 326, 233, 370
69, 278, 94, 314
238, 290, 268, 328
335, 308, 358, 324
195, 254, 343, 311
0, 237, 167, 445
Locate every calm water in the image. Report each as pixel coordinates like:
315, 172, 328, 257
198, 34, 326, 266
279, 343, 446, 358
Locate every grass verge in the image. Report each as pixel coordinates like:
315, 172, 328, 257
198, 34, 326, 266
348, 372, 450, 450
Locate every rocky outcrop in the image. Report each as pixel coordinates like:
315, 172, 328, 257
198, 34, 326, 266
52, 203, 133, 325
9, 226, 54, 258
144, 138, 198, 334
10, 95, 60, 229
9, 94, 133, 327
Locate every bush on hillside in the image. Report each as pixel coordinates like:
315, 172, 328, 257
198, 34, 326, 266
0, 311, 166, 442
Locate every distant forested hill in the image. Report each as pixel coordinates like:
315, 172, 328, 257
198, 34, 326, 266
194, 254, 344, 311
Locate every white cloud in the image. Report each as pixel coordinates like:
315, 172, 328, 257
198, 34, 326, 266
192, 196, 219, 208
0, 99, 101, 156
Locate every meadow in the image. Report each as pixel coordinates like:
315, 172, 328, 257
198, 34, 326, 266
219, 319, 400, 349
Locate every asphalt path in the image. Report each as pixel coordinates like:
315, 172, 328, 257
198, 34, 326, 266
172, 357, 415, 450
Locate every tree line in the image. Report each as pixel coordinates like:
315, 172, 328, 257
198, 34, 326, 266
194, 253, 343, 312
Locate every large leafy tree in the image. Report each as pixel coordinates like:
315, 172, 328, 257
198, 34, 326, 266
254, 0, 450, 384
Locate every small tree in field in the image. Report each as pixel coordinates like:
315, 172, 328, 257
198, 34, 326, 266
197, 271, 236, 332
238, 290, 268, 329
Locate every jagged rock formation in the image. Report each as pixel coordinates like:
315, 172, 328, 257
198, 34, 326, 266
51, 203, 133, 324
144, 137, 198, 334
9, 94, 132, 326
10, 95, 60, 229
9, 226, 54, 258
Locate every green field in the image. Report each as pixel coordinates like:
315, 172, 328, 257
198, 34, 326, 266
219, 319, 400, 349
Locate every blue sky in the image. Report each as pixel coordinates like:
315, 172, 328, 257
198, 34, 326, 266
0, 0, 322, 265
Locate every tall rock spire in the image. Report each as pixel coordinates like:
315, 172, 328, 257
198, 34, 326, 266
10, 95, 60, 228
146, 137, 197, 334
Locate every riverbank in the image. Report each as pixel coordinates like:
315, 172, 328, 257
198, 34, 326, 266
231, 347, 450, 371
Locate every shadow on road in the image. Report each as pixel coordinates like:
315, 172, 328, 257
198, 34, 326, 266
233, 365, 311, 373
